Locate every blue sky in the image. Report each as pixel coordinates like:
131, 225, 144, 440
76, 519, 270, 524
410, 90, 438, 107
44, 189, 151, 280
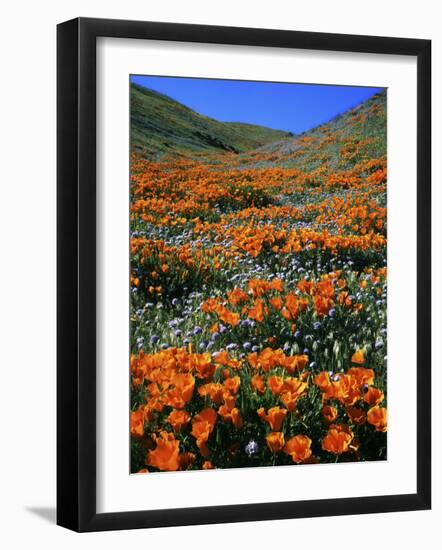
130, 75, 384, 135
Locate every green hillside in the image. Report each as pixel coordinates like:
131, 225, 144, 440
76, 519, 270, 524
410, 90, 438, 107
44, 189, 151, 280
130, 83, 293, 159
234, 89, 387, 170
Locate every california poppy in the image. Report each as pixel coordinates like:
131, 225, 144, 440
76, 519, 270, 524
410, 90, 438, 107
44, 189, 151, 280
147, 431, 181, 471
367, 406, 387, 432
322, 425, 354, 455
284, 434, 312, 464
257, 406, 287, 431
266, 432, 285, 453
167, 409, 191, 432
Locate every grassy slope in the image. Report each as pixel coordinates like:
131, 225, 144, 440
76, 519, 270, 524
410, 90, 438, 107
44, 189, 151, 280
131, 83, 293, 159
235, 90, 387, 170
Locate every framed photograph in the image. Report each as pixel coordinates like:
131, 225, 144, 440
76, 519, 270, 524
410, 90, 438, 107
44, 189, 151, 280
57, 17, 431, 532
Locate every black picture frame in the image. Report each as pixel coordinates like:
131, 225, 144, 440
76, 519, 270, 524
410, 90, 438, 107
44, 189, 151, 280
57, 17, 431, 532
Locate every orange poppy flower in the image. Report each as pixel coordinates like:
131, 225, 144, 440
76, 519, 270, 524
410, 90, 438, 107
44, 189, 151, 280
299, 296, 309, 311
202, 460, 214, 470
345, 406, 366, 425
279, 353, 308, 374
280, 377, 307, 411
270, 278, 285, 292
284, 293, 299, 320
351, 349, 365, 364
165, 373, 195, 409
130, 407, 145, 438
297, 278, 313, 294
314, 371, 331, 391
167, 409, 191, 432
217, 306, 240, 327
268, 375, 284, 395
248, 299, 266, 322
257, 406, 287, 431
214, 350, 233, 367
198, 383, 224, 405
363, 387, 384, 406
270, 296, 283, 310
227, 287, 249, 306
325, 374, 360, 406
224, 376, 241, 394
193, 354, 216, 379
322, 425, 354, 455
348, 367, 374, 387
266, 432, 285, 453
147, 431, 180, 471
191, 408, 217, 456
367, 406, 387, 432
218, 402, 244, 429
251, 374, 265, 394
322, 405, 338, 425
313, 294, 334, 316
294, 354, 309, 370
284, 434, 312, 464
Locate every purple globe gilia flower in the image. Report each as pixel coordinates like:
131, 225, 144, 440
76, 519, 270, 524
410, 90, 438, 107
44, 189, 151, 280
313, 322, 321, 330
171, 298, 179, 306
328, 308, 336, 317
243, 342, 252, 350
193, 326, 203, 335
245, 440, 259, 457
251, 345, 259, 353
150, 335, 159, 344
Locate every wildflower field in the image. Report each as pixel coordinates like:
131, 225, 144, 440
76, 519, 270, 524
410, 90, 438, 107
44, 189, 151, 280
130, 82, 387, 473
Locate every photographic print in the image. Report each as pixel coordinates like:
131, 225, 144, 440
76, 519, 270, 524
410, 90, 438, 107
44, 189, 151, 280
129, 76, 387, 474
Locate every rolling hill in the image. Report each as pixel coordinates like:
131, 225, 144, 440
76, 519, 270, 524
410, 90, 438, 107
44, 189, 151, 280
130, 83, 293, 159
232, 89, 387, 170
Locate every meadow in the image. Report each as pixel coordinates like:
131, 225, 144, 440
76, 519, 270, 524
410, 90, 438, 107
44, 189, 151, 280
130, 85, 387, 473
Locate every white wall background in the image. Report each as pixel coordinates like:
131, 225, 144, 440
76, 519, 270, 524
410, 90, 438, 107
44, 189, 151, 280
0, 0, 439, 547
